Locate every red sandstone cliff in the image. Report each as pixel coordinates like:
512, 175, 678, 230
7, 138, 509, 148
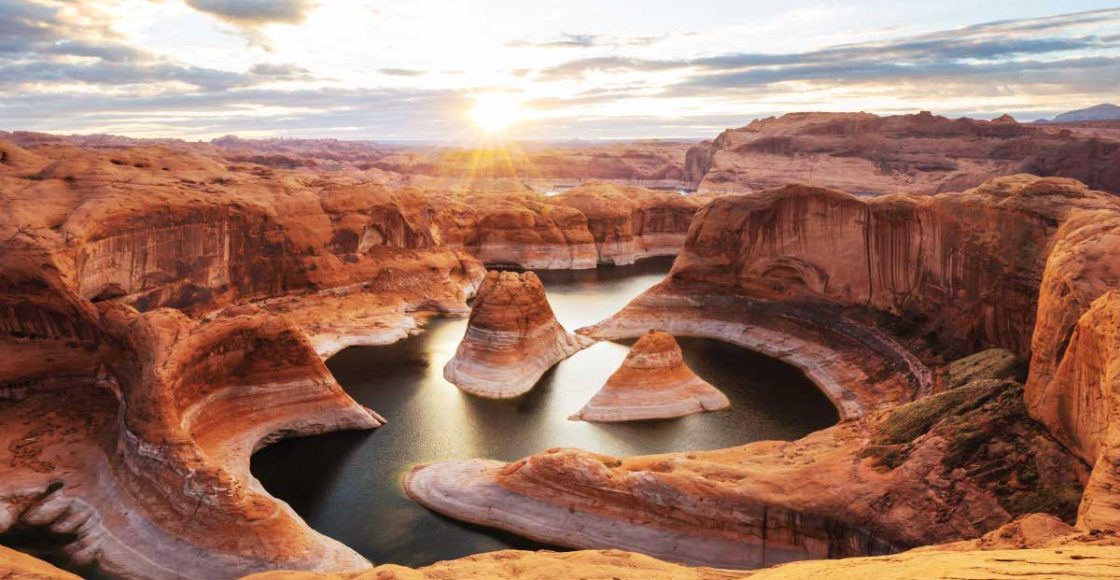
0, 141, 480, 578
685, 112, 1120, 194
0, 138, 697, 578
407, 175, 1120, 570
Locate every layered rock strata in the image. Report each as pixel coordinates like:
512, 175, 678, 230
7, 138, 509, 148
407, 377, 1085, 569
444, 271, 592, 398
426, 182, 709, 269
572, 330, 729, 421
0, 142, 485, 578
548, 184, 707, 266
407, 176, 1118, 569
686, 111, 1120, 194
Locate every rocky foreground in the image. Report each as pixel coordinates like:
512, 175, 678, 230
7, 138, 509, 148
407, 175, 1120, 570
444, 270, 591, 398
571, 330, 730, 422
685, 111, 1120, 194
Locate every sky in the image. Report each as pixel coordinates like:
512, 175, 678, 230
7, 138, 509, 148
0, 0, 1118, 141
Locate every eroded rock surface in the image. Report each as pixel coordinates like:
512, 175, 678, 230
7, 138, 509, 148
572, 330, 729, 422
407, 377, 1085, 569
0, 142, 483, 578
408, 175, 1120, 570
686, 111, 1120, 194
243, 550, 742, 580
444, 271, 592, 398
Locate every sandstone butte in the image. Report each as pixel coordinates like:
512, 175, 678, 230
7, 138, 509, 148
4, 130, 1120, 580
444, 270, 592, 398
0, 138, 700, 579
406, 175, 1120, 574
571, 330, 730, 421
684, 111, 1120, 195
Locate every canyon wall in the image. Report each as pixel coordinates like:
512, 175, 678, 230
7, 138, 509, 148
549, 184, 707, 266
0, 137, 706, 578
425, 182, 707, 269
407, 174, 1120, 570
1024, 206, 1120, 532
686, 112, 1120, 194
0, 142, 480, 578
671, 175, 1119, 357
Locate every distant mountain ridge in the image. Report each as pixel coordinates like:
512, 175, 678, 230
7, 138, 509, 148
1050, 103, 1120, 122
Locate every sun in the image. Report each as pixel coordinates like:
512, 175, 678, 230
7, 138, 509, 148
469, 93, 525, 133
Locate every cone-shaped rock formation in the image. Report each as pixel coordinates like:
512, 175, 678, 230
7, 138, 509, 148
572, 330, 730, 421
444, 270, 592, 398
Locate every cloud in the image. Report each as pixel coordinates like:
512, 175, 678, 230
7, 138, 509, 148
0, 0, 280, 91
1, 4, 1118, 141
0, 86, 468, 139
250, 62, 311, 78
508, 33, 665, 49
184, 0, 316, 26
378, 68, 424, 77
540, 7, 1120, 93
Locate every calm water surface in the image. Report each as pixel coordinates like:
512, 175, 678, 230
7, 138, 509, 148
251, 257, 838, 566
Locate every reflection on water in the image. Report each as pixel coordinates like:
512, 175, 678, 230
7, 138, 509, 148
251, 257, 838, 566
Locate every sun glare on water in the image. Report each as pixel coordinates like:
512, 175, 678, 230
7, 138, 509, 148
469, 93, 525, 133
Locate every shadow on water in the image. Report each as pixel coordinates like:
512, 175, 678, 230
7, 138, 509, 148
251, 256, 839, 567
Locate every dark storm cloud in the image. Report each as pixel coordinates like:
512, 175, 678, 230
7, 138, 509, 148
185, 0, 316, 25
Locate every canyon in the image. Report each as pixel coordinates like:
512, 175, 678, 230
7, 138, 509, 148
406, 175, 1120, 572
685, 111, 1120, 195
0, 138, 701, 578
2, 125, 1120, 580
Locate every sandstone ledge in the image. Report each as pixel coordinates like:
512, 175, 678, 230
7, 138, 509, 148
404, 459, 823, 568
239, 544, 1120, 580
0, 545, 81, 580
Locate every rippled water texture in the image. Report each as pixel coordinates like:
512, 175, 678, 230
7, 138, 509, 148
252, 257, 839, 566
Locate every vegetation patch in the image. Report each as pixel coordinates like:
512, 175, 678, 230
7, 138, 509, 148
876, 379, 1006, 445
865, 377, 1085, 523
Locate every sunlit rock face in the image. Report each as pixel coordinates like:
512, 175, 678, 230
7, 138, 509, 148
0, 546, 81, 579
427, 187, 601, 269
364, 140, 692, 186
685, 111, 1120, 195
0, 137, 703, 579
444, 271, 592, 398
572, 331, 729, 422
0, 141, 488, 579
407, 175, 1120, 571
672, 175, 1118, 358
548, 184, 709, 266
425, 182, 708, 269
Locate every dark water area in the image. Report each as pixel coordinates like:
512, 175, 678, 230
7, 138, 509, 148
251, 257, 839, 567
